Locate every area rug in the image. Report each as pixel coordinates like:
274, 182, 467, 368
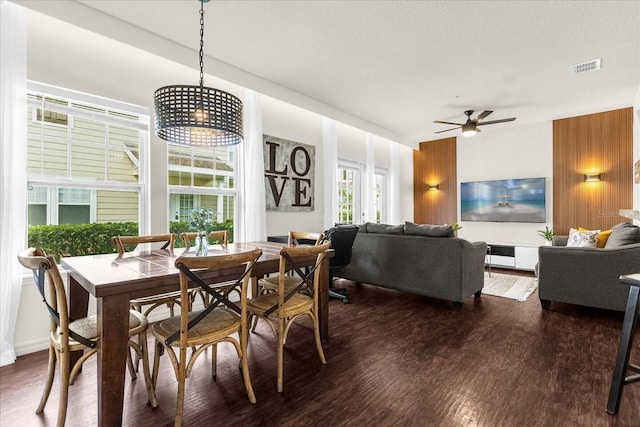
482, 272, 538, 302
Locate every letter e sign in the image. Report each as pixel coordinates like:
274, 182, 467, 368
263, 134, 315, 211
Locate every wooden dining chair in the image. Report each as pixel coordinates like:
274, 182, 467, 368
180, 231, 232, 306
17, 248, 157, 427
247, 242, 331, 392
150, 247, 262, 427
257, 231, 324, 295
112, 234, 185, 318
180, 230, 228, 250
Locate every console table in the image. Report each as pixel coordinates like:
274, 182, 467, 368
485, 243, 539, 271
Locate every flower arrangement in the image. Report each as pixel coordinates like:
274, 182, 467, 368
189, 208, 214, 232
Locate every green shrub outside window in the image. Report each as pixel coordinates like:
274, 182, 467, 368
28, 220, 234, 262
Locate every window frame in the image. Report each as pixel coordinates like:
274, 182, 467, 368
26, 81, 150, 234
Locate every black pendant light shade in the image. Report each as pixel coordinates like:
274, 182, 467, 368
153, 0, 243, 146
154, 84, 243, 146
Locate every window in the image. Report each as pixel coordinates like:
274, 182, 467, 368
374, 169, 388, 224
336, 161, 362, 224
26, 82, 149, 256
168, 143, 236, 239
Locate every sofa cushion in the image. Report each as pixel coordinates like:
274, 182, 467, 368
366, 222, 404, 234
404, 221, 454, 237
567, 228, 598, 247
579, 226, 611, 248
604, 222, 640, 248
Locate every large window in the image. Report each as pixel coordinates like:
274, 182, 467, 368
26, 82, 149, 257
168, 143, 236, 240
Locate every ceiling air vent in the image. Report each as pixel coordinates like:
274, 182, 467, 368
570, 58, 601, 74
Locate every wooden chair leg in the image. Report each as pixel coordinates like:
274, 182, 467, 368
277, 317, 285, 393
240, 327, 256, 403
36, 346, 56, 414
311, 313, 326, 364
57, 348, 71, 427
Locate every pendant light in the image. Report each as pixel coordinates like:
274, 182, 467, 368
154, 0, 243, 146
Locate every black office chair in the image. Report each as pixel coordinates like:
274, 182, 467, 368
323, 225, 359, 304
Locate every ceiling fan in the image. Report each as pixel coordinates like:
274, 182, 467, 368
434, 110, 516, 137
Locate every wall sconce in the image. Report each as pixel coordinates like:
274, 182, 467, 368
584, 173, 601, 182
427, 184, 440, 191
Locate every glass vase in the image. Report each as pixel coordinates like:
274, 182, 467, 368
195, 231, 208, 256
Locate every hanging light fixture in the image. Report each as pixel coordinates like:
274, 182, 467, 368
154, 0, 243, 146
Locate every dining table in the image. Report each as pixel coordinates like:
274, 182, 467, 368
60, 240, 333, 427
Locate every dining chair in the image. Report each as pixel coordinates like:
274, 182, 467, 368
179, 230, 231, 306
150, 247, 263, 427
247, 242, 331, 392
257, 231, 324, 295
17, 248, 157, 427
113, 233, 190, 371
112, 233, 186, 318
180, 230, 229, 250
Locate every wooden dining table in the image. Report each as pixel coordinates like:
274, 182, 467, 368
60, 241, 333, 427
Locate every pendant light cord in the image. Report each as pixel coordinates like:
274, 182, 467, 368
199, 0, 205, 87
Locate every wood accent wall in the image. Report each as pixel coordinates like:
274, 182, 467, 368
553, 107, 633, 235
413, 137, 457, 224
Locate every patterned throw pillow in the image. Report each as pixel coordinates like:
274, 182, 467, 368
567, 228, 599, 247
578, 227, 611, 248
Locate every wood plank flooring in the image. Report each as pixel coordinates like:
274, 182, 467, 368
1, 270, 639, 426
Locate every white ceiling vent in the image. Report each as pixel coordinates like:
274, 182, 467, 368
571, 58, 602, 74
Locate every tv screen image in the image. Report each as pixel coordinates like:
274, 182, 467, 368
460, 177, 546, 223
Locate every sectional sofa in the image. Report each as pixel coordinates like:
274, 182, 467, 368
335, 222, 487, 309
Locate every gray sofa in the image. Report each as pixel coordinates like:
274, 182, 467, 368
335, 222, 487, 309
537, 222, 640, 311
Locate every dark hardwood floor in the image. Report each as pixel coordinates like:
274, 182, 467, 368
1, 269, 639, 426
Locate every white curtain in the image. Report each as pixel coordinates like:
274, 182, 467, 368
322, 117, 337, 230
388, 141, 403, 224
236, 89, 267, 242
0, 0, 27, 367
363, 133, 376, 223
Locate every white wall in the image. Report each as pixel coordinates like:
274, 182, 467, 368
456, 121, 554, 245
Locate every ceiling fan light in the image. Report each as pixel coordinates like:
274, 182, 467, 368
461, 123, 477, 137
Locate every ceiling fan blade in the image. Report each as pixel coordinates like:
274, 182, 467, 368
476, 110, 493, 121
433, 120, 464, 126
476, 117, 516, 126
434, 126, 460, 134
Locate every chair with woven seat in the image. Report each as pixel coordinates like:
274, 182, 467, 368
112, 234, 186, 318
179, 230, 231, 306
257, 231, 324, 296
323, 225, 359, 304
17, 248, 157, 427
247, 242, 331, 392
150, 247, 262, 427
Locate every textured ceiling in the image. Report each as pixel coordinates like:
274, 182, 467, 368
18, 0, 640, 146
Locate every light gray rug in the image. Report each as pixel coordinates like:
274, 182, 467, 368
483, 272, 538, 302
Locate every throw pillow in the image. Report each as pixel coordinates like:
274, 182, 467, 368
604, 222, 640, 248
404, 221, 454, 237
578, 226, 611, 248
366, 222, 404, 234
567, 228, 598, 247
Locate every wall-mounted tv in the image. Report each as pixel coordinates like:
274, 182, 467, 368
461, 177, 546, 223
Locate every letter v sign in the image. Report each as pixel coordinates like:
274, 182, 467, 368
266, 175, 290, 207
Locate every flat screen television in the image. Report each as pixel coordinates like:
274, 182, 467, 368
460, 177, 546, 223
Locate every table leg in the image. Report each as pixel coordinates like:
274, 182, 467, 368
68, 274, 89, 368
97, 294, 130, 426
318, 255, 329, 342
606, 286, 639, 415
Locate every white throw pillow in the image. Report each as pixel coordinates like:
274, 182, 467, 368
567, 227, 599, 247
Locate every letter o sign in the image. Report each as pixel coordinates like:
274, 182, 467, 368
290, 147, 311, 177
